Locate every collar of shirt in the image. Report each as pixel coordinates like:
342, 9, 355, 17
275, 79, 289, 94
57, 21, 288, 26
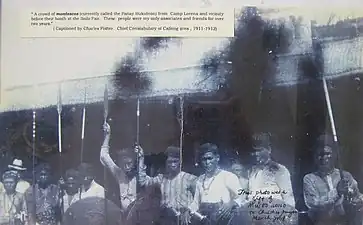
82, 180, 96, 193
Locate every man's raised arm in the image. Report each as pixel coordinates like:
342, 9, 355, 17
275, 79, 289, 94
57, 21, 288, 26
100, 122, 121, 179
136, 145, 162, 187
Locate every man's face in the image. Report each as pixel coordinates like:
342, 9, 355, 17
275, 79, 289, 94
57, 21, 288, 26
3, 177, 17, 193
10, 170, 20, 178
38, 169, 50, 185
66, 177, 80, 194
119, 156, 135, 174
82, 174, 94, 187
201, 152, 219, 173
316, 146, 334, 171
166, 156, 180, 173
231, 164, 245, 178
251, 148, 270, 165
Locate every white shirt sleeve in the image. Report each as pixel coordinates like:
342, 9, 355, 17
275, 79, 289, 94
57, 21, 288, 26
189, 178, 201, 212
225, 172, 244, 206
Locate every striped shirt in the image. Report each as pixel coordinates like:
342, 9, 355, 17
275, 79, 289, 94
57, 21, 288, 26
0, 180, 30, 194
139, 171, 196, 210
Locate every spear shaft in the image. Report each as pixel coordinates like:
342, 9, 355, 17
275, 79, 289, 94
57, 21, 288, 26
178, 97, 184, 171
32, 110, 36, 220
80, 88, 87, 163
103, 84, 109, 225
57, 84, 63, 172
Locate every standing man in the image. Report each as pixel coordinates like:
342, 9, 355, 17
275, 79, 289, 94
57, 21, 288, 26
100, 122, 157, 224
100, 122, 138, 212
62, 168, 82, 213
138, 145, 197, 225
303, 134, 363, 225
0, 159, 31, 194
247, 132, 295, 207
77, 163, 104, 199
188, 143, 245, 225
0, 171, 28, 225
25, 164, 61, 225
230, 161, 249, 202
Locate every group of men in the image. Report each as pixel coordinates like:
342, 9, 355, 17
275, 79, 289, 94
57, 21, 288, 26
1, 122, 363, 225
0, 158, 105, 225
100, 121, 363, 225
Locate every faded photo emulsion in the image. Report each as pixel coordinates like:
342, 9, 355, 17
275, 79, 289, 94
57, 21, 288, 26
1, 0, 363, 225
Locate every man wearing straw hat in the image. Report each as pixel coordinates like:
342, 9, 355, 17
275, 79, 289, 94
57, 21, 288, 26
0, 170, 28, 225
303, 134, 363, 225
0, 159, 30, 194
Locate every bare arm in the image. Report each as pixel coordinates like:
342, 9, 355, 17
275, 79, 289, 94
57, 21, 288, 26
100, 123, 122, 180
136, 145, 162, 187
100, 145, 122, 179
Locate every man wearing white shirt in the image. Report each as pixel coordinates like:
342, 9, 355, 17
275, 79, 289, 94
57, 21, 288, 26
78, 163, 104, 199
247, 132, 295, 207
188, 143, 246, 225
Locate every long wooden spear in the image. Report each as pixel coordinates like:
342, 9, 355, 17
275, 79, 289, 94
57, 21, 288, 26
322, 77, 343, 177
57, 84, 63, 170
178, 97, 184, 172
80, 88, 87, 163
32, 109, 37, 220
103, 84, 109, 225
57, 83, 65, 217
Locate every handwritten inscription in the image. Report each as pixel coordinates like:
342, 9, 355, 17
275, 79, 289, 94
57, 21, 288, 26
239, 189, 298, 223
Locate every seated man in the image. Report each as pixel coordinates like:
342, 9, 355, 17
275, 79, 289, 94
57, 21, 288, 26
0, 171, 28, 225
188, 143, 247, 225
303, 134, 363, 225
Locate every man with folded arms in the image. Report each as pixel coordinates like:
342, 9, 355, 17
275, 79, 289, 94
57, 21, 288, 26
303, 134, 363, 225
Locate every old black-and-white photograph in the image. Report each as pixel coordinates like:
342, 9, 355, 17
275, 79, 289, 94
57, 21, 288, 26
1, 2, 363, 225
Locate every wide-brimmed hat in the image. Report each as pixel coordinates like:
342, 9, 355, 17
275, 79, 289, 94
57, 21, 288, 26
8, 159, 26, 171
